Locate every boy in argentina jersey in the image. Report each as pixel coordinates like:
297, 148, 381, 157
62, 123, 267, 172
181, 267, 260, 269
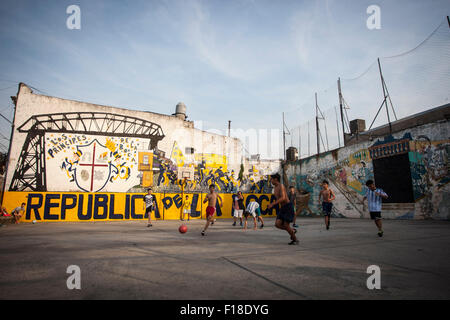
364, 180, 388, 237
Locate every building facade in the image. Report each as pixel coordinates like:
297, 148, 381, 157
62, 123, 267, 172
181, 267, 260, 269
284, 104, 450, 220
1, 83, 281, 222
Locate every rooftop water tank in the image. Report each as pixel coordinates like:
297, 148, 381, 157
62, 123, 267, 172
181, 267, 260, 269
175, 102, 187, 120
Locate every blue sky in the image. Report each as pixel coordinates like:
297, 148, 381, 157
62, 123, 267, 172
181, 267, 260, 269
0, 0, 449, 158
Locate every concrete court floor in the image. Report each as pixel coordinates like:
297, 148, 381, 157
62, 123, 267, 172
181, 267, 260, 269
1, 217, 449, 300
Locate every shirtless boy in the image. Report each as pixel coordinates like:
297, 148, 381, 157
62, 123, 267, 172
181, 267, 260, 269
267, 173, 298, 245
201, 184, 223, 236
319, 180, 336, 230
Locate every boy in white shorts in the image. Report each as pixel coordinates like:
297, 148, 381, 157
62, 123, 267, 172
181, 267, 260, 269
181, 195, 191, 221
232, 192, 244, 226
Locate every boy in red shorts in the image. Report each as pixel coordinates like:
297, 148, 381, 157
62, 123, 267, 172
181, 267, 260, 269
201, 184, 223, 236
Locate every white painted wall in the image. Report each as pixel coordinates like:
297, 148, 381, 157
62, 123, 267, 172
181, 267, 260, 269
5, 84, 244, 192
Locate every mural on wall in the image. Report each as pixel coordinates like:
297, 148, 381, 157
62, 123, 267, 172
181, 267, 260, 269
9, 112, 165, 192
8, 112, 275, 195
286, 131, 450, 220
409, 136, 450, 219
150, 143, 272, 194
1, 191, 279, 222
289, 149, 373, 218
49, 134, 145, 192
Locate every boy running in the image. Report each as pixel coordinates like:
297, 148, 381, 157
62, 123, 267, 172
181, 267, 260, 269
364, 179, 388, 237
319, 180, 335, 230
201, 184, 223, 236
144, 188, 156, 227
268, 174, 298, 245
181, 195, 191, 221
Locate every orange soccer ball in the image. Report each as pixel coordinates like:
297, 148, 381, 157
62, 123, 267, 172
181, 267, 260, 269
179, 225, 187, 234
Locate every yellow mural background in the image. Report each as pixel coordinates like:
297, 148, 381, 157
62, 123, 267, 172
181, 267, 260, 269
2, 192, 276, 222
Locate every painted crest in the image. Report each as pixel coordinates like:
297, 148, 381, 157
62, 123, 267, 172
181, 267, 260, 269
62, 139, 116, 192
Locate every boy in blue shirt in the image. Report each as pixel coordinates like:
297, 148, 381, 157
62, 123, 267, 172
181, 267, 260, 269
364, 180, 388, 237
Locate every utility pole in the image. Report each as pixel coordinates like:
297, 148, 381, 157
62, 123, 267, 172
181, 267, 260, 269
228, 120, 231, 137
337, 77, 346, 146
447, 16, 450, 28
298, 127, 301, 160
307, 121, 310, 156
282, 112, 286, 161
335, 106, 341, 148
315, 93, 320, 155
377, 58, 392, 134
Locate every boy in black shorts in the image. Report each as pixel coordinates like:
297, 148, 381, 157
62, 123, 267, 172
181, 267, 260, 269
364, 180, 388, 237
268, 174, 298, 245
319, 180, 335, 230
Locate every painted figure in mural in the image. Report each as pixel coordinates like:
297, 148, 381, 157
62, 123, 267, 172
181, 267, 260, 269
144, 188, 157, 227
295, 189, 313, 217
249, 175, 259, 193
268, 173, 298, 245
357, 161, 371, 184
157, 160, 177, 187
363, 179, 388, 237
106, 139, 131, 183
289, 186, 299, 228
213, 167, 229, 191
203, 168, 215, 188
228, 170, 238, 192
243, 200, 259, 230
258, 176, 268, 194
181, 195, 191, 221
201, 184, 223, 236
232, 191, 244, 227
61, 150, 83, 182
319, 180, 336, 230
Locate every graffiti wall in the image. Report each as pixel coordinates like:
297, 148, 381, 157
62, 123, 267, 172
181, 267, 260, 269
2, 191, 279, 222
409, 138, 450, 219
285, 121, 449, 220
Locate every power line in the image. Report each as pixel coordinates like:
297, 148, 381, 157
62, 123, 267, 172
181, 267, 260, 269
0, 112, 12, 124
0, 85, 16, 91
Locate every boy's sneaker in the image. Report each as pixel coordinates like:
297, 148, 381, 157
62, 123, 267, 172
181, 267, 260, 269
288, 239, 299, 245
259, 224, 264, 229
293, 224, 299, 228
201, 230, 205, 236
147, 223, 152, 227
378, 231, 383, 237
